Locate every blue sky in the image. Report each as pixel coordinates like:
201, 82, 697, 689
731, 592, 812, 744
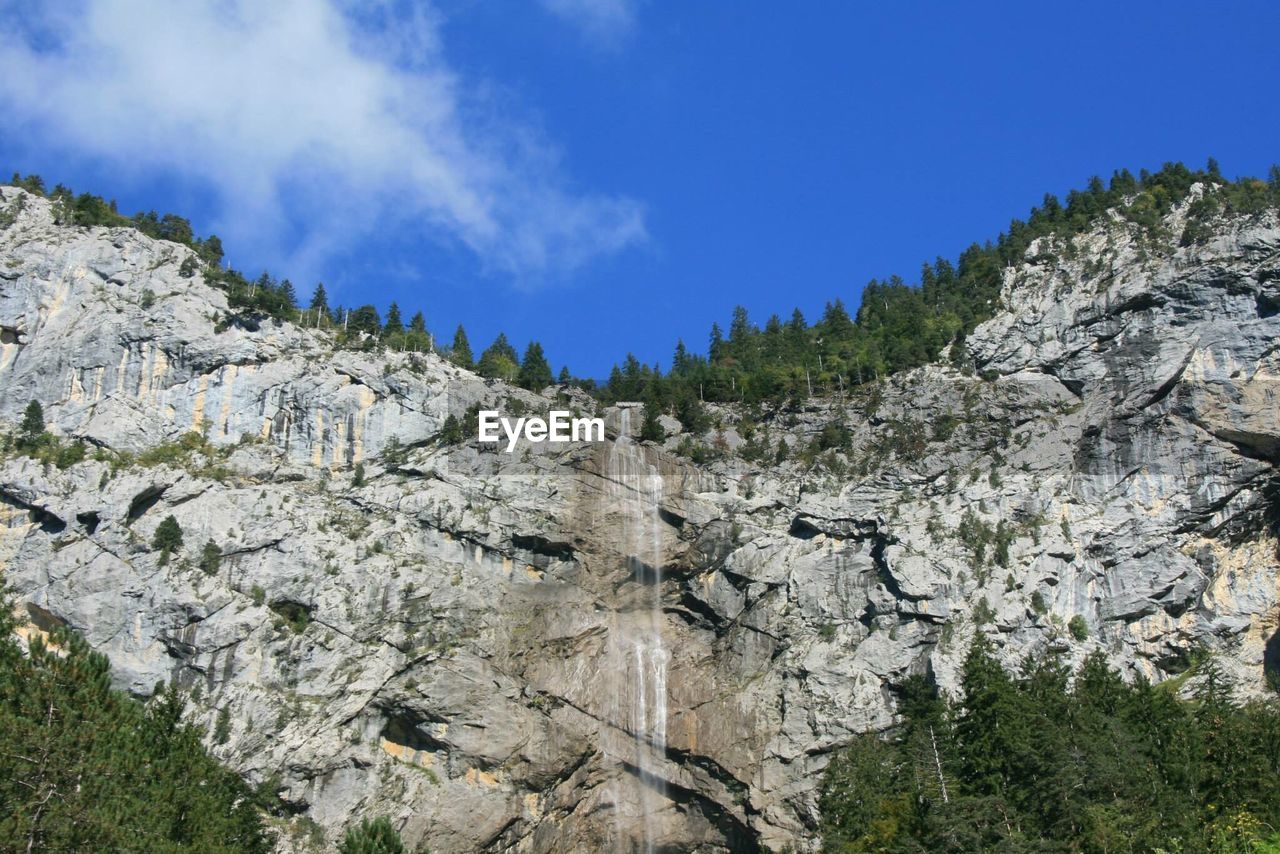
2, 1, 1278, 378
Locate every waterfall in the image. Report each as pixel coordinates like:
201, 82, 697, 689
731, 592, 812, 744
603, 407, 670, 853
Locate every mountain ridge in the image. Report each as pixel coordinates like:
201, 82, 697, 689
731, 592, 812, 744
0, 179, 1278, 851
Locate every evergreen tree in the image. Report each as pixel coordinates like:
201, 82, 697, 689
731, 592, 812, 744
347, 305, 382, 336
450, 325, 474, 369
339, 816, 406, 854
152, 515, 183, 565
409, 311, 426, 334
10, 173, 46, 194
384, 302, 403, 336
956, 634, 1033, 800
477, 333, 519, 381
639, 402, 665, 442
708, 323, 725, 362
199, 540, 222, 575
672, 339, 691, 375
20, 400, 44, 446
309, 283, 330, 319
819, 638, 1280, 852
558, 366, 572, 384
157, 213, 194, 245
819, 733, 911, 851
199, 234, 224, 265
675, 394, 710, 434
518, 341, 553, 391
819, 299, 855, 337
278, 279, 297, 312
729, 305, 752, 345
437, 414, 463, 445
0, 589, 272, 851
252, 272, 273, 300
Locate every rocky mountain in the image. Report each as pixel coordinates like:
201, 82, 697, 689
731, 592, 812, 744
1, 183, 1278, 852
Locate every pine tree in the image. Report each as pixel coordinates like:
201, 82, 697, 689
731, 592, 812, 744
518, 341, 553, 391
309, 283, 330, 322
819, 637, 1280, 852
450, 325, 474, 369
672, 339, 691, 374
409, 311, 426, 334
675, 394, 709, 434
819, 732, 911, 851
279, 279, 297, 312
955, 635, 1034, 799
709, 323, 725, 362
347, 305, 381, 336
199, 540, 222, 575
252, 271, 273, 302
557, 366, 571, 384
384, 302, 403, 335
152, 515, 183, 565
199, 234, 224, 265
438, 414, 463, 445
20, 400, 44, 446
729, 305, 752, 345
764, 313, 783, 338
820, 299, 855, 337
639, 402, 665, 442
0, 589, 271, 851
13, 173, 46, 194
478, 333, 519, 381
618, 354, 645, 400
381, 436, 406, 469
339, 816, 405, 854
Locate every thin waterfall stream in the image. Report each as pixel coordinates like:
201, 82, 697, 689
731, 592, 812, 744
603, 408, 670, 853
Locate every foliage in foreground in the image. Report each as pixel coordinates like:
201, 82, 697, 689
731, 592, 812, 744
0, 591, 272, 852
340, 816, 410, 854
820, 637, 1280, 852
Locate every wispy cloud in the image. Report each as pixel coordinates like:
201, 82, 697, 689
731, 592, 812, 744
539, 0, 637, 45
0, 0, 646, 285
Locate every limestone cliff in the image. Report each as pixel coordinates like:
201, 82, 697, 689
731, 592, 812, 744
1, 184, 1277, 851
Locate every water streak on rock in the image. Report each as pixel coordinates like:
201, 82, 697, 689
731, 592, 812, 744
603, 407, 670, 852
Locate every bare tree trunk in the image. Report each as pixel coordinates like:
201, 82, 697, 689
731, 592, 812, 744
930, 725, 949, 804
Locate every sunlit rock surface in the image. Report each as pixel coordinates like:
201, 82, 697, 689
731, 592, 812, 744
1, 185, 1277, 851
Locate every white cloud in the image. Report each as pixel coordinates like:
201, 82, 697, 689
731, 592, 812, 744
539, 0, 636, 45
0, 0, 646, 284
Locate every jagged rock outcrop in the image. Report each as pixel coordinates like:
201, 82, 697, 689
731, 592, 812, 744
1, 185, 1277, 851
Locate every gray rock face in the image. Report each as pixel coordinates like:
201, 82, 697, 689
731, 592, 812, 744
1, 185, 1278, 851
